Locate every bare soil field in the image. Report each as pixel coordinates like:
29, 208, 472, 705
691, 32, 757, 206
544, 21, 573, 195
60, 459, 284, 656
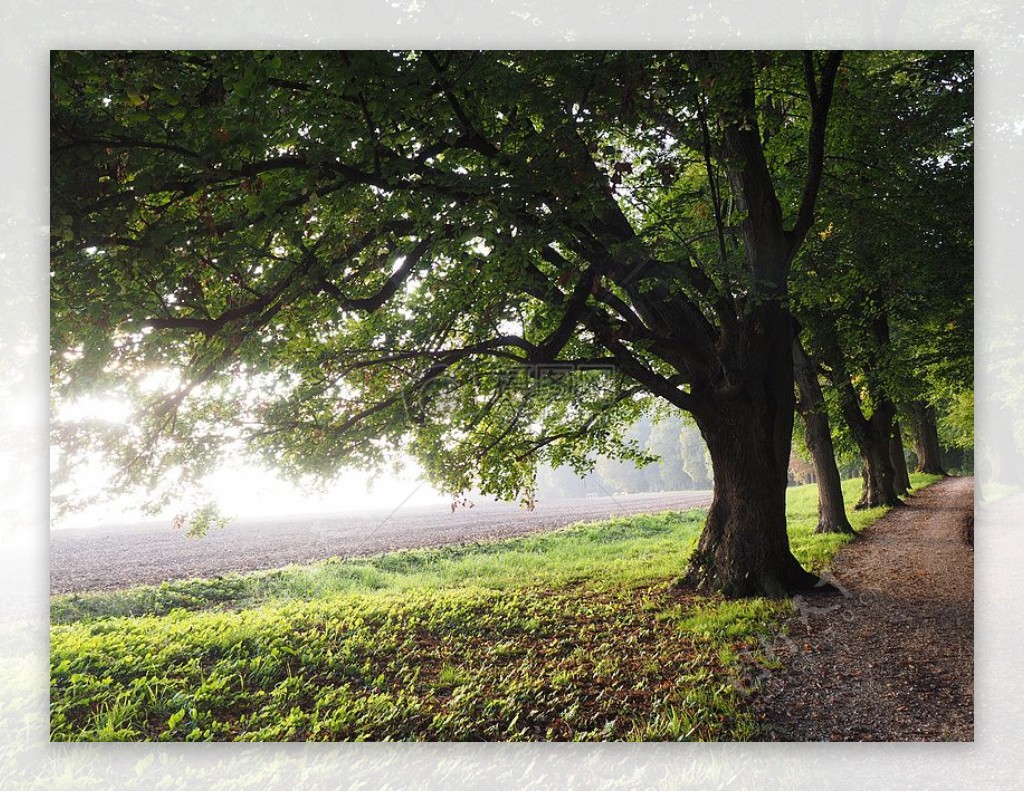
50, 490, 712, 594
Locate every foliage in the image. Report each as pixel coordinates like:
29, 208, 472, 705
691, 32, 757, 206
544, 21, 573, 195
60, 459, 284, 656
49, 49, 842, 516
790, 51, 973, 454
937, 386, 974, 451
50, 476, 935, 741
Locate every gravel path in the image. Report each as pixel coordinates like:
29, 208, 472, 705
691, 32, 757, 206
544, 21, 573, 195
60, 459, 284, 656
50, 490, 712, 594
752, 476, 974, 741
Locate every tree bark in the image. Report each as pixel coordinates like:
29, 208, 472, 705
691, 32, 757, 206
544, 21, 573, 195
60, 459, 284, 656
827, 360, 902, 510
908, 401, 947, 475
855, 405, 903, 509
889, 419, 911, 496
676, 51, 840, 598
793, 338, 854, 534
686, 389, 821, 598
683, 305, 821, 598
825, 357, 902, 510
814, 308, 903, 510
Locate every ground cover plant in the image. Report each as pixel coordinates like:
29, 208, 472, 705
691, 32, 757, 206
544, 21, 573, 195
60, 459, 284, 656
50, 475, 940, 742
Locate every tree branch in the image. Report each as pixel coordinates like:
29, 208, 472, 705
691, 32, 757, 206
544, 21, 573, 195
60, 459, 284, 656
790, 51, 844, 249
513, 385, 644, 462
424, 52, 501, 158
580, 310, 696, 412
316, 235, 431, 313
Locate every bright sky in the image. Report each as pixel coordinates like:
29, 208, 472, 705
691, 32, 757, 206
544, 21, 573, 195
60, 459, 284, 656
52, 460, 449, 529
51, 387, 451, 530
206, 462, 449, 519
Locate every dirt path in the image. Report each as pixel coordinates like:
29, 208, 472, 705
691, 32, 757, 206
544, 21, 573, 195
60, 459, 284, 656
753, 476, 974, 741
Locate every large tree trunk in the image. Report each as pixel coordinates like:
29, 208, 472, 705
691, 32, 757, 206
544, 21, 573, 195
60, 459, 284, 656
676, 51, 838, 598
908, 401, 947, 475
684, 308, 820, 598
856, 405, 903, 509
686, 396, 821, 598
793, 338, 854, 534
889, 419, 911, 496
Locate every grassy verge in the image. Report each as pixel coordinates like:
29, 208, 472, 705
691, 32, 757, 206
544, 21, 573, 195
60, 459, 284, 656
50, 474, 940, 742
51, 510, 705, 624
784, 475, 941, 571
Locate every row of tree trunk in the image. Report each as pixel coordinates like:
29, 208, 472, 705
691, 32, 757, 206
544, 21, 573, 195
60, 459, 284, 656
793, 332, 947, 535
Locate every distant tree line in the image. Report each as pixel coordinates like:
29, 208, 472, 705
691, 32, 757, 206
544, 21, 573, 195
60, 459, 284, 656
539, 400, 972, 500
536, 412, 712, 498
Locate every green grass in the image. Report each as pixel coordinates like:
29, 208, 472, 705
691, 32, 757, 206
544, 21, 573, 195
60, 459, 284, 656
51, 510, 706, 624
783, 473, 942, 572
50, 474, 940, 742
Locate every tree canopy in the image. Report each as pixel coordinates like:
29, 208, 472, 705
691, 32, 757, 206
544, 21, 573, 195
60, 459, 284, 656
50, 50, 972, 597
790, 51, 972, 504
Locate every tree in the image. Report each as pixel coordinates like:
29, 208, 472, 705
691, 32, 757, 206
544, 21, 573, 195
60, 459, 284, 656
793, 336, 853, 533
907, 401, 947, 476
889, 419, 912, 496
52, 49, 853, 597
826, 310, 905, 509
790, 51, 972, 509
